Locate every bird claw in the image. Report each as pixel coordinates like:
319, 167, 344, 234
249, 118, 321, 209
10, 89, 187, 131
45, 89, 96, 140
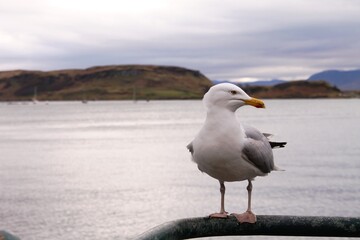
209, 212, 228, 218
231, 211, 257, 223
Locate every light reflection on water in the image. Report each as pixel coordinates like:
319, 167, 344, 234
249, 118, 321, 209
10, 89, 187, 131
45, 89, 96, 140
0, 99, 359, 240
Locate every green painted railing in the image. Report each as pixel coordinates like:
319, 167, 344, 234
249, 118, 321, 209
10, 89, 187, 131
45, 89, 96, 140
0, 231, 21, 240
136, 215, 360, 240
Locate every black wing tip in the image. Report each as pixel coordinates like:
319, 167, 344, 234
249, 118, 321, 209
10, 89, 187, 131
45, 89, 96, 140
269, 141, 287, 149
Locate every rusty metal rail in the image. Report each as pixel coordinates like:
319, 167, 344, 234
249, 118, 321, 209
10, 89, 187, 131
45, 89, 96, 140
136, 215, 360, 240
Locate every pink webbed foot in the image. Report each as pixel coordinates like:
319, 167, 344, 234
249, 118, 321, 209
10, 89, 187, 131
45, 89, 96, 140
209, 211, 228, 218
231, 210, 257, 223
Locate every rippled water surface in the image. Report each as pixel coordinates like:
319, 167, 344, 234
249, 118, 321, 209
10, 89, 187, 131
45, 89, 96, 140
0, 99, 359, 239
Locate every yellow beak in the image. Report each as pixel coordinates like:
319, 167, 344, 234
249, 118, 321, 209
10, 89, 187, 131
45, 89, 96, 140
243, 97, 265, 108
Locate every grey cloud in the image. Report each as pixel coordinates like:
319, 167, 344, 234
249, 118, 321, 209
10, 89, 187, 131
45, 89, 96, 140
1, 0, 359, 81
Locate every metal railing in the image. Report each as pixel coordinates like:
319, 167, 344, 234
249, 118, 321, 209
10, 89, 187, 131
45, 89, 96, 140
136, 215, 360, 240
0, 230, 21, 240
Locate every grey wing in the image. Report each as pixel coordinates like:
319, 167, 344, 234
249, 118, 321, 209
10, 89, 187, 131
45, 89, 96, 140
242, 124, 275, 174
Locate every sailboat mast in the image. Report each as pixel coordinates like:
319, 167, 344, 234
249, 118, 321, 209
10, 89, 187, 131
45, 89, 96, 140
32, 86, 38, 102
133, 85, 137, 102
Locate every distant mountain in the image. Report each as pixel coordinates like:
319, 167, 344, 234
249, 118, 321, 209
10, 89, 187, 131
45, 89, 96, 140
308, 69, 360, 90
211, 80, 232, 85
241, 79, 286, 86
239, 80, 342, 98
212, 79, 286, 86
0, 65, 212, 101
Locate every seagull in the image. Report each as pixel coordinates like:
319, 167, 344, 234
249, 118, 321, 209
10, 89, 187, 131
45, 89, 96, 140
187, 83, 286, 223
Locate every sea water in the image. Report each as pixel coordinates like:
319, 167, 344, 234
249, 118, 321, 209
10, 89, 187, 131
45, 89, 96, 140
0, 99, 359, 239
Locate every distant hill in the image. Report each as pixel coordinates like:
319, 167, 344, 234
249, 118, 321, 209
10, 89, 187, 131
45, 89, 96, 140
212, 79, 286, 86
240, 79, 286, 86
1, 65, 358, 101
214, 69, 360, 91
308, 69, 360, 90
239, 80, 342, 98
0, 65, 212, 101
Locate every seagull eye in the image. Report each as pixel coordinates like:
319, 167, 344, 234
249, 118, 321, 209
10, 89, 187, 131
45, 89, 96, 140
230, 90, 237, 95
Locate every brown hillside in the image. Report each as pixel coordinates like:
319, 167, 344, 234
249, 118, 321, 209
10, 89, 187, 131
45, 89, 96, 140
0, 65, 212, 101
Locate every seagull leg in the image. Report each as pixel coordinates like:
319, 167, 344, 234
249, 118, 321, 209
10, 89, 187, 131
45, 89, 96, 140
231, 180, 257, 223
210, 181, 228, 218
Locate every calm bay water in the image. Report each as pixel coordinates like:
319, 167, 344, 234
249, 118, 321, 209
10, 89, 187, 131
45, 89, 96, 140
0, 99, 359, 240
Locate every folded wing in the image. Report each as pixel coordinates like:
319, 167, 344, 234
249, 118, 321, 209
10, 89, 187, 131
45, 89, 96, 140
242, 125, 275, 174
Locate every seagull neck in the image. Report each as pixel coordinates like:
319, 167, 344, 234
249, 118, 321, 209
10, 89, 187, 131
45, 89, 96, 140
206, 107, 237, 121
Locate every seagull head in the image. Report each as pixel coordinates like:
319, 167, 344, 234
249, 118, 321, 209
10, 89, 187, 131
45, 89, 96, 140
203, 83, 265, 112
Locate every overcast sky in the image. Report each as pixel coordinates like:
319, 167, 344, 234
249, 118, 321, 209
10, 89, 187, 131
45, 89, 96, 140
1, 0, 359, 81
